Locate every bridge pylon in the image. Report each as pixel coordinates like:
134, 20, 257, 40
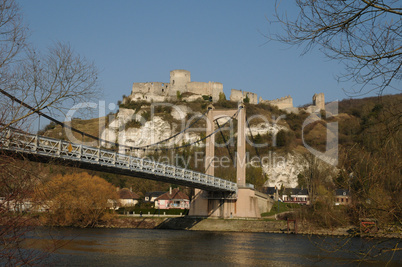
189, 103, 271, 218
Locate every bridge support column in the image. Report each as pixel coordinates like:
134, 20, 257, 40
188, 189, 209, 217
189, 187, 271, 218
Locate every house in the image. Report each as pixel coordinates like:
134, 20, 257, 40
154, 188, 190, 209
282, 188, 310, 204
334, 189, 351, 205
118, 188, 140, 207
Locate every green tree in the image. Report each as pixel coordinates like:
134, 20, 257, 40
276, 130, 287, 147
243, 95, 250, 103
176, 90, 182, 101
218, 92, 226, 101
246, 166, 267, 191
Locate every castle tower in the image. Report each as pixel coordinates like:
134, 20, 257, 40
170, 70, 191, 91
313, 93, 325, 111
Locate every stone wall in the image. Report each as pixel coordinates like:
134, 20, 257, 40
230, 89, 243, 102
229, 89, 258, 104
260, 96, 293, 110
131, 82, 170, 95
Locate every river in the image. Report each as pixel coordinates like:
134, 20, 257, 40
20, 228, 401, 266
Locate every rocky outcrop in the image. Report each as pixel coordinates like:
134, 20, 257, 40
262, 153, 306, 188
247, 122, 287, 136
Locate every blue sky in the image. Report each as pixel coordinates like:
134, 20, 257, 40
20, 0, 360, 111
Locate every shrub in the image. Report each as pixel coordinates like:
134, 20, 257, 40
142, 111, 151, 121
202, 95, 210, 101
219, 92, 226, 101
119, 100, 149, 113
125, 119, 142, 129
176, 91, 182, 101
243, 95, 250, 103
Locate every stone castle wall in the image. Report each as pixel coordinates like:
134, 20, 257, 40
260, 95, 293, 110
230, 89, 258, 104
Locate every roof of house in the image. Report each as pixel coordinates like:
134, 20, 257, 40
335, 189, 350, 196
155, 188, 189, 201
145, 191, 166, 199
262, 187, 277, 195
283, 188, 309, 196
119, 188, 140, 200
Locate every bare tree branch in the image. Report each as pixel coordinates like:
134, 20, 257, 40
270, 0, 402, 95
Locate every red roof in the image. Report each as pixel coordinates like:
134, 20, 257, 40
119, 188, 140, 200
155, 188, 189, 201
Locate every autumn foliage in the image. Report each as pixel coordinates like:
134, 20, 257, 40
37, 172, 118, 227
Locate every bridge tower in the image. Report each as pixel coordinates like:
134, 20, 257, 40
189, 102, 271, 218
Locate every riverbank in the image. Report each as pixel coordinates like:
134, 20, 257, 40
100, 216, 401, 238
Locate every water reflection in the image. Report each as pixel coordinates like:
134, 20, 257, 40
22, 228, 401, 266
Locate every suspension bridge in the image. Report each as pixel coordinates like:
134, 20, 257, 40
0, 128, 237, 193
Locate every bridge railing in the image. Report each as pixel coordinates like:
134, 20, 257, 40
0, 128, 237, 193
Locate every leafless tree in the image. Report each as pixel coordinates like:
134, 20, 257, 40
0, 0, 26, 70
0, 0, 100, 265
270, 0, 401, 96
0, 156, 49, 266
1, 42, 100, 130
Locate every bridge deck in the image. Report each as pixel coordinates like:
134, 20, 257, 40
0, 129, 237, 193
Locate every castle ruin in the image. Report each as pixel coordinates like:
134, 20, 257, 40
128, 69, 223, 103
126, 69, 325, 114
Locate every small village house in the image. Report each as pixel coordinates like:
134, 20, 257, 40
334, 189, 351, 205
282, 188, 310, 205
118, 188, 140, 207
155, 188, 190, 209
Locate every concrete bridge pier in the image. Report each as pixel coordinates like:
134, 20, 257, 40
189, 187, 272, 218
